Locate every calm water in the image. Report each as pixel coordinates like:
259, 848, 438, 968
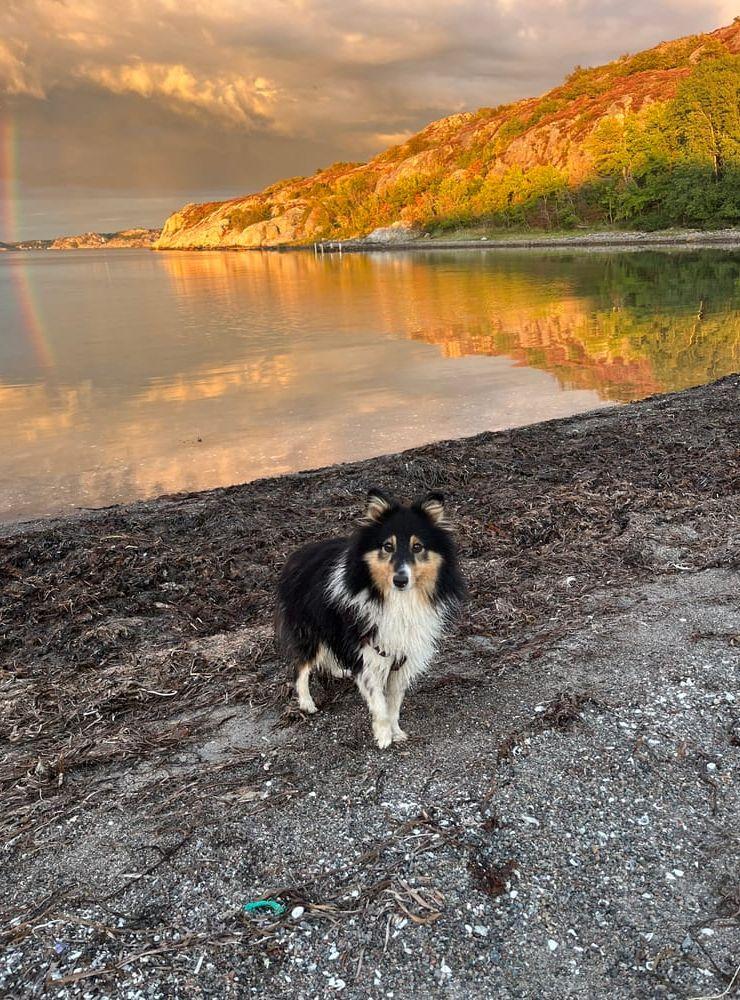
0, 247, 738, 522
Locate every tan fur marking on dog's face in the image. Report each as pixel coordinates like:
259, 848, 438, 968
364, 536, 396, 595
411, 541, 442, 599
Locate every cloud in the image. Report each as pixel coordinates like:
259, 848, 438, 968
0, 39, 44, 98
3, 0, 732, 135
76, 62, 278, 126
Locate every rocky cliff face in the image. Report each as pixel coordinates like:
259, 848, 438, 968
50, 228, 161, 250
156, 22, 740, 249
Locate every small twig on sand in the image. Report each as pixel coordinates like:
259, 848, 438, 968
688, 964, 740, 1000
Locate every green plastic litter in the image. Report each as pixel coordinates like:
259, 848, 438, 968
243, 900, 285, 916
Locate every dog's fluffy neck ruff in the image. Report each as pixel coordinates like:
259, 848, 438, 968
328, 554, 447, 675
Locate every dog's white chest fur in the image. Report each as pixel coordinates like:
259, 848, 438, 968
327, 556, 447, 683
365, 587, 443, 675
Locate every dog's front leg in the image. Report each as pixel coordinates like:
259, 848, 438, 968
356, 659, 392, 749
386, 670, 408, 742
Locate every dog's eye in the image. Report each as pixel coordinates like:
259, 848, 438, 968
382, 541, 394, 553
412, 541, 424, 554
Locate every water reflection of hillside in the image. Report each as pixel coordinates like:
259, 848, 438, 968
408, 305, 660, 402
160, 249, 740, 403
413, 306, 740, 402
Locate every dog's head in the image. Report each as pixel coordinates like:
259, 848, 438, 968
356, 487, 455, 599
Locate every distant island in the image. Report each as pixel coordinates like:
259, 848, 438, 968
154, 20, 739, 250
0, 228, 160, 252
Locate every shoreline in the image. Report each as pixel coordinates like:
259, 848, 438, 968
1, 375, 738, 998
153, 226, 740, 253
298, 226, 740, 253
5, 226, 740, 254
0, 399, 618, 537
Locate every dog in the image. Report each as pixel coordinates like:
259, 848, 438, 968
276, 488, 466, 748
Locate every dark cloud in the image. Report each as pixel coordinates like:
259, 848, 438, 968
0, 0, 732, 238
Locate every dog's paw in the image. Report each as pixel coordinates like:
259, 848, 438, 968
391, 728, 408, 743
373, 723, 393, 750
298, 698, 318, 715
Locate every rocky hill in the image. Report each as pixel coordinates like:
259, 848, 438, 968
50, 228, 160, 250
2, 229, 160, 250
156, 21, 740, 249
0, 239, 53, 251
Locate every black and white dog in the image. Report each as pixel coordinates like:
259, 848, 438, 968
276, 489, 466, 748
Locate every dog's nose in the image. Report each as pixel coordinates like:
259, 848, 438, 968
393, 570, 409, 589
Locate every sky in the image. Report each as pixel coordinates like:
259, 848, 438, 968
0, 0, 735, 240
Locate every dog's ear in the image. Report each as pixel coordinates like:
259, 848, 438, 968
363, 488, 393, 524
415, 491, 447, 527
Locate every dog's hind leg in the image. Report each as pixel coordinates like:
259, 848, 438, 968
356, 662, 393, 749
296, 662, 318, 714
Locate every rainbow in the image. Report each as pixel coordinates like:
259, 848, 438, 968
1, 115, 54, 369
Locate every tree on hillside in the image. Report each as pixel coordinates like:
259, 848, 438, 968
670, 54, 740, 179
